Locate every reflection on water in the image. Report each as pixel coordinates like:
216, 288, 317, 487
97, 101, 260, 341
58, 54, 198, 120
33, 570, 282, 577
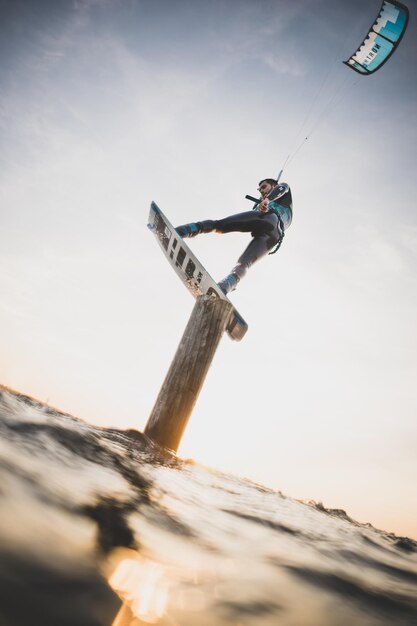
1, 386, 417, 626
108, 551, 169, 624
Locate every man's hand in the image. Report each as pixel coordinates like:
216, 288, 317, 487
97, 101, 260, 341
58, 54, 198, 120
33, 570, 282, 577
258, 197, 269, 213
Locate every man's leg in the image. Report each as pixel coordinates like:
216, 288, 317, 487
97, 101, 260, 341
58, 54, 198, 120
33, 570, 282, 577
175, 210, 282, 294
214, 211, 277, 235
218, 220, 283, 294
176, 210, 275, 239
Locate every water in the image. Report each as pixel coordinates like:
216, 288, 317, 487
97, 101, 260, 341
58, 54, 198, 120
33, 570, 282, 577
1, 386, 416, 626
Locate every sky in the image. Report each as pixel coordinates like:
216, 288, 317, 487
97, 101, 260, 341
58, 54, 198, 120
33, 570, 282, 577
1, 0, 416, 539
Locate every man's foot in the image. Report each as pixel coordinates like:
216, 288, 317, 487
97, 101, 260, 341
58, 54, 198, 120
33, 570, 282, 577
217, 273, 239, 295
176, 220, 215, 239
175, 222, 202, 238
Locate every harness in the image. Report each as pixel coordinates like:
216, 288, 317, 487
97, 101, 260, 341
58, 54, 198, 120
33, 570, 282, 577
268, 216, 285, 255
246, 184, 290, 256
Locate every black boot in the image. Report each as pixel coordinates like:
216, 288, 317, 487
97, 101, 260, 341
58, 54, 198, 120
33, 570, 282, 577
176, 220, 215, 239
218, 272, 240, 295
217, 262, 248, 295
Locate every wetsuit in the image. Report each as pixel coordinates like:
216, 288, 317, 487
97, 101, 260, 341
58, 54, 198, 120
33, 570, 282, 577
203, 184, 293, 277
175, 183, 293, 292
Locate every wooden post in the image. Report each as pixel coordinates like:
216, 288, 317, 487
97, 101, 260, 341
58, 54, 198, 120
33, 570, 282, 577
144, 294, 233, 452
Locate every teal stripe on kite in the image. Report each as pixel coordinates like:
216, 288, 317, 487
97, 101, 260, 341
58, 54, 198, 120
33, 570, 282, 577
379, 9, 407, 42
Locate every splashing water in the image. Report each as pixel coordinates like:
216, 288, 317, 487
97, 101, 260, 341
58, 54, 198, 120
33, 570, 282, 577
0, 386, 416, 626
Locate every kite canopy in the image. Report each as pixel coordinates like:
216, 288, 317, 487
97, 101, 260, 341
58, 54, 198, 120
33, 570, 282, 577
344, 0, 409, 75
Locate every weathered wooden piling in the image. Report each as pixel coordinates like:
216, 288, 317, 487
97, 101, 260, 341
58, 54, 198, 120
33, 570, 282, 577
144, 294, 233, 452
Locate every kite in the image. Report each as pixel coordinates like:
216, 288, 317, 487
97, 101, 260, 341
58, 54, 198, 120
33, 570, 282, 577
344, 0, 409, 75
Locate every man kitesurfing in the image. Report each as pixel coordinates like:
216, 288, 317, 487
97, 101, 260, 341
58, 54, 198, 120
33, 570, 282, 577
171, 0, 410, 296
175, 178, 293, 294
166, 1, 410, 296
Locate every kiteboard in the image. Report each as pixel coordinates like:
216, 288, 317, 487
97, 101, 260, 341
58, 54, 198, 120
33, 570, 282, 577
148, 202, 248, 341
